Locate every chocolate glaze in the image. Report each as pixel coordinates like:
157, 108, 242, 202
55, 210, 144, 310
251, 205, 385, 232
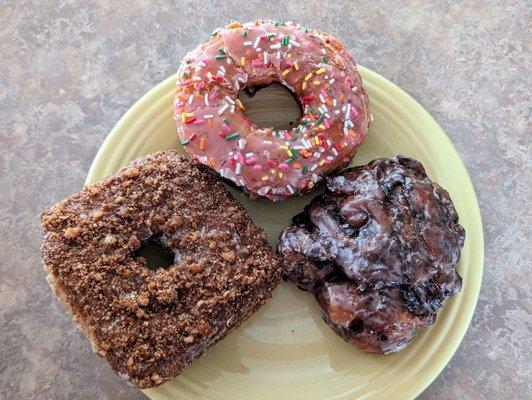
277, 156, 465, 353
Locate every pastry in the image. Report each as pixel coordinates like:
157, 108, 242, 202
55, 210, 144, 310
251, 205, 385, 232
41, 151, 281, 387
277, 156, 465, 353
174, 19, 371, 200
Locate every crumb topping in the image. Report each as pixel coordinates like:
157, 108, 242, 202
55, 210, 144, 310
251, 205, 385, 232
41, 151, 281, 388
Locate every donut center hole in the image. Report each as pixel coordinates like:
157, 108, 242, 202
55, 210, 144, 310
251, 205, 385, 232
238, 82, 303, 130
133, 234, 174, 270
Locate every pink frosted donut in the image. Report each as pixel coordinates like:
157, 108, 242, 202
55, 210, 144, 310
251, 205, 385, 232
174, 20, 371, 201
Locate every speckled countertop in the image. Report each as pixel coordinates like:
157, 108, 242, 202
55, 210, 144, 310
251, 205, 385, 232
0, 1, 530, 399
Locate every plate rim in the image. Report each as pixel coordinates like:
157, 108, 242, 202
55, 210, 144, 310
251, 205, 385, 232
85, 66, 484, 400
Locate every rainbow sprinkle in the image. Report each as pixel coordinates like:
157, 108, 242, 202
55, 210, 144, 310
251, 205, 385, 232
175, 20, 367, 199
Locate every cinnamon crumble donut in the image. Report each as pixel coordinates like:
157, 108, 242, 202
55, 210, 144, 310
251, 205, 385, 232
41, 151, 280, 388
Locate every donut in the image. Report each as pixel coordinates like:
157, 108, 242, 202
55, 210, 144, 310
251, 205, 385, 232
277, 156, 465, 353
174, 19, 371, 201
41, 151, 281, 388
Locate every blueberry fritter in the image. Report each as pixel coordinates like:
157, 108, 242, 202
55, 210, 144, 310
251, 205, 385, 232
277, 156, 464, 353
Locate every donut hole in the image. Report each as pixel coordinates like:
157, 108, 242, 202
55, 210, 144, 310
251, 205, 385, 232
133, 234, 174, 270
238, 82, 303, 130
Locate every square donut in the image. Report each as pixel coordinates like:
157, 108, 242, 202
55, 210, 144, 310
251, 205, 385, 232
41, 151, 280, 388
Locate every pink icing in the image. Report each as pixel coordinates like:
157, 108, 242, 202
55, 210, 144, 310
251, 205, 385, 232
174, 19, 371, 201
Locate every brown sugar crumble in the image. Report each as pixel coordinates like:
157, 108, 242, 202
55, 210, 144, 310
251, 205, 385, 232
40, 151, 281, 388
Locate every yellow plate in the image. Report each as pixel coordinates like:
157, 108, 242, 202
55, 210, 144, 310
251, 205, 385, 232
86, 67, 484, 400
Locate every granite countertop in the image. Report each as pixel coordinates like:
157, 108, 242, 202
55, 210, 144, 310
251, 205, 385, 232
0, 1, 529, 399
